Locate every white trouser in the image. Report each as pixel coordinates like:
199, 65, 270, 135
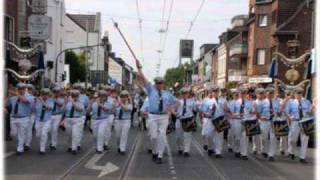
50, 114, 62, 147
149, 114, 169, 158
35, 120, 52, 152
104, 115, 115, 147
65, 118, 83, 151
146, 117, 152, 149
288, 121, 309, 159
202, 118, 214, 149
259, 121, 276, 157
203, 117, 223, 154
279, 136, 288, 153
10, 117, 29, 152
91, 119, 108, 151
77, 116, 86, 147
229, 119, 242, 153
25, 114, 35, 147
175, 120, 192, 153
252, 135, 261, 153
115, 119, 131, 152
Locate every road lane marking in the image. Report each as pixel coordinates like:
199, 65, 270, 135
166, 139, 177, 179
5, 152, 15, 158
192, 137, 229, 180
84, 151, 119, 178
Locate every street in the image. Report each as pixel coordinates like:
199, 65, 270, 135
5, 126, 315, 180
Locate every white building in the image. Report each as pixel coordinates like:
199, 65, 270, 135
217, 44, 227, 87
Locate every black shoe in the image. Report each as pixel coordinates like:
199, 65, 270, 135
262, 153, 268, 158
67, 148, 72, 152
152, 154, 157, 162
119, 151, 126, 155
280, 151, 285, 155
39, 151, 46, 155
299, 159, 308, 164
203, 145, 208, 151
268, 156, 275, 162
228, 148, 233, 153
156, 157, 162, 164
77, 146, 81, 151
96, 150, 103, 154
241, 156, 248, 160
183, 152, 190, 157
6, 136, 12, 141
178, 150, 183, 155
253, 150, 257, 155
50, 146, 56, 151
104, 145, 109, 151
147, 149, 152, 154
208, 149, 214, 156
72, 150, 77, 155
215, 154, 222, 159
24, 146, 30, 151
118, 148, 121, 153
235, 152, 241, 158
16, 151, 23, 156
288, 154, 295, 160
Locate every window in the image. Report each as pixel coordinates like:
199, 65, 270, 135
256, 49, 266, 65
4, 16, 14, 42
258, 14, 268, 27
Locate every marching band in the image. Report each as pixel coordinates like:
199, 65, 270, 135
6, 79, 315, 165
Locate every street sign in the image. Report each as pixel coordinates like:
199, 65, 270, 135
31, 0, 48, 14
28, 15, 51, 40
180, 39, 194, 58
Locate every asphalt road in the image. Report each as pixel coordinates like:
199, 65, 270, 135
5, 125, 315, 180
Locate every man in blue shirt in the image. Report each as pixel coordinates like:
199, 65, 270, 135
50, 86, 66, 150
285, 87, 312, 163
34, 88, 54, 155
24, 84, 36, 151
9, 83, 34, 154
91, 90, 113, 154
62, 89, 85, 154
115, 90, 133, 155
136, 61, 179, 164
104, 86, 117, 151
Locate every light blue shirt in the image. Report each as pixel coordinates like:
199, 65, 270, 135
91, 100, 113, 120
200, 98, 220, 119
216, 96, 227, 117
52, 97, 65, 115
35, 98, 54, 122
144, 83, 178, 114
285, 98, 312, 120
115, 102, 133, 120
256, 99, 270, 120
65, 101, 85, 118
9, 95, 34, 117
177, 98, 196, 119
79, 94, 90, 109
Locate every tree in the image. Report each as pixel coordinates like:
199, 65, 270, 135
164, 62, 191, 90
65, 51, 86, 83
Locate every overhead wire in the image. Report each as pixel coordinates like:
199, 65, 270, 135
185, 0, 206, 38
157, 0, 167, 76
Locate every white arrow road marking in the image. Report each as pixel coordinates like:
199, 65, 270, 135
84, 152, 119, 178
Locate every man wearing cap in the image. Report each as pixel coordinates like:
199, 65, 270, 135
8, 83, 35, 154
104, 86, 117, 151
136, 64, 179, 164
115, 90, 133, 154
227, 89, 241, 155
175, 87, 197, 157
24, 84, 36, 151
34, 88, 54, 154
63, 90, 85, 154
285, 87, 312, 163
50, 86, 66, 150
90, 90, 113, 154
199, 86, 220, 157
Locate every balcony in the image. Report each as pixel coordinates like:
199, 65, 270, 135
229, 44, 248, 57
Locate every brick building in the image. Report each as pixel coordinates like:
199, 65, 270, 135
247, 0, 314, 84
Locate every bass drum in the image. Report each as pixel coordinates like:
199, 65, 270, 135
242, 119, 261, 137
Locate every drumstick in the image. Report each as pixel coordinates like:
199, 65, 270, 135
111, 19, 141, 68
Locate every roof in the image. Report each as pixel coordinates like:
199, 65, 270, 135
67, 14, 97, 32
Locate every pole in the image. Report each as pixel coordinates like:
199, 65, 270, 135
85, 19, 89, 89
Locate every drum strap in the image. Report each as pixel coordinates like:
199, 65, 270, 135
269, 99, 273, 120
211, 103, 216, 117
14, 98, 20, 115
240, 100, 245, 114
298, 100, 303, 119
182, 99, 187, 116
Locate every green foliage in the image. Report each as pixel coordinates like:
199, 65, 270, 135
164, 62, 192, 90
65, 51, 86, 83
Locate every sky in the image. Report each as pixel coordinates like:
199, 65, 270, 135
64, 0, 249, 81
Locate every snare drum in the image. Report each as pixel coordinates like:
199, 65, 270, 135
211, 116, 230, 133
299, 117, 314, 136
273, 120, 289, 137
180, 117, 197, 132
243, 119, 261, 137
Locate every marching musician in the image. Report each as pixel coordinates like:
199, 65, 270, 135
34, 88, 54, 155
104, 86, 117, 151
175, 87, 197, 157
50, 86, 66, 150
140, 97, 152, 154
24, 84, 36, 151
90, 90, 113, 154
8, 83, 34, 155
63, 89, 85, 155
285, 87, 312, 163
115, 90, 133, 155
136, 60, 179, 164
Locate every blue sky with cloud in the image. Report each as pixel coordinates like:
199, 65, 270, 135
65, 0, 249, 81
